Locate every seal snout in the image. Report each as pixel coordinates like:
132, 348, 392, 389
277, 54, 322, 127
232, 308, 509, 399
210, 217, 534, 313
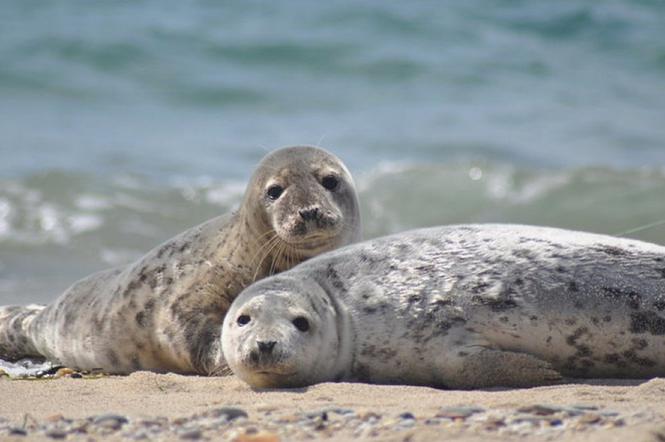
299, 207, 320, 222
257, 340, 277, 354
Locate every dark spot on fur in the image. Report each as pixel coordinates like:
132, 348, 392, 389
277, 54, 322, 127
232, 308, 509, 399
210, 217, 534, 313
458, 351, 468, 357
566, 327, 588, 346
326, 264, 345, 291
591, 317, 600, 325
594, 245, 628, 257
654, 300, 665, 311
603, 315, 612, 322
630, 311, 665, 335
632, 338, 648, 350
565, 318, 577, 326
576, 344, 592, 357
529, 315, 538, 321
135, 311, 147, 328
499, 316, 509, 323
555, 266, 566, 273
602, 287, 642, 310
470, 290, 518, 312
657, 268, 665, 278
106, 350, 120, 366
623, 350, 656, 367
514, 278, 524, 286
568, 281, 579, 292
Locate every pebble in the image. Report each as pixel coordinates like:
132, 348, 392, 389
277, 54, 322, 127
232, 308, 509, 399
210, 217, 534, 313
517, 405, 564, 416
179, 429, 203, 440
578, 413, 602, 424
53, 368, 75, 379
436, 406, 484, 419
93, 414, 129, 431
45, 429, 67, 439
233, 431, 280, 442
206, 407, 248, 422
0, 401, 649, 441
8, 428, 27, 436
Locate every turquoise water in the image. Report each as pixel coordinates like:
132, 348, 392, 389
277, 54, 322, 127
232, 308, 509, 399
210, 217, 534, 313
0, 1, 664, 303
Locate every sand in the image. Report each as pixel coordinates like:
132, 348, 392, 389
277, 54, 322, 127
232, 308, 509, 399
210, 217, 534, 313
2, 373, 665, 441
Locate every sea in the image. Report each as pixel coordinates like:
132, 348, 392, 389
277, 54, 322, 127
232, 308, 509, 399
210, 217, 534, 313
1, 0, 664, 304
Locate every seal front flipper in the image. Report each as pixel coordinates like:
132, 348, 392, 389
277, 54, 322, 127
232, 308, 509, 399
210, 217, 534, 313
0, 305, 45, 361
445, 347, 563, 389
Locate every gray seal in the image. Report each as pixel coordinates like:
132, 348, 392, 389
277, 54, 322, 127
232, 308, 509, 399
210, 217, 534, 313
222, 224, 665, 389
0, 146, 362, 375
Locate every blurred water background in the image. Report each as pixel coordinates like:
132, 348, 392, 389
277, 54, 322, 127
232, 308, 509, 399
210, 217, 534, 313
1, 0, 664, 304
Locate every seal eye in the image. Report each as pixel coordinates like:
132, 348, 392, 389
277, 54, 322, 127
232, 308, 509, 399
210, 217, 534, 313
266, 185, 284, 200
237, 315, 251, 326
321, 175, 339, 191
292, 316, 310, 332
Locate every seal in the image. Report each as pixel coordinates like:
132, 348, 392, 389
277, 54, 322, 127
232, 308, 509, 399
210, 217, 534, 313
0, 146, 362, 375
223, 224, 665, 389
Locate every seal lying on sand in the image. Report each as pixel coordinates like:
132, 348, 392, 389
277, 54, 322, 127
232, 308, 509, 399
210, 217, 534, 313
0, 146, 362, 375
223, 224, 665, 388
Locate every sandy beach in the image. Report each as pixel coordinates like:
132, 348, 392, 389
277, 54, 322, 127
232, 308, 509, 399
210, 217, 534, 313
2, 372, 665, 441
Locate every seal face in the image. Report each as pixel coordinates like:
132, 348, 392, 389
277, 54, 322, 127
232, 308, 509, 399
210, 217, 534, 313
223, 224, 665, 389
0, 146, 362, 375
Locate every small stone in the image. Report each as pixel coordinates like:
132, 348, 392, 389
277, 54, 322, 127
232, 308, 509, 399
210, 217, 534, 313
53, 368, 75, 379
277, 414, 301, 423
358, 412, 381, 422
233, 431, 280, 442
179, 429, 202, 440
571, 404, 599, 411
70, 373, 83, 379
93, 414, 129, 431
207, 407, 248, 422
9, 428, 27, 436
436, 407, 484, 419
399, 412, 415, 420
578, 413, 602, 425
483, 416, 506, 430
45, 429, 67, 439
517, 405, 563, 416
46, 414, 65, 422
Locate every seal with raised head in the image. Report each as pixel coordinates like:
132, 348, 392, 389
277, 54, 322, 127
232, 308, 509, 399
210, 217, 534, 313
0, 146, 362, 375
223, 224, 665, 389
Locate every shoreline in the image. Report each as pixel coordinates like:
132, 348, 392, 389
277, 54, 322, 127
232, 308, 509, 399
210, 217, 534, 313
1, 372, 665, 441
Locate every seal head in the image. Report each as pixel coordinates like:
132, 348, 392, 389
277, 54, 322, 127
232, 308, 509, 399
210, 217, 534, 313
243, 146, 361, 264
222, 275, 348, 388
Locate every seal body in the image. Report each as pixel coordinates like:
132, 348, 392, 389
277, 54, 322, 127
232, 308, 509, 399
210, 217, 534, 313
0, 146, 362, 375
223, 224, 665, 389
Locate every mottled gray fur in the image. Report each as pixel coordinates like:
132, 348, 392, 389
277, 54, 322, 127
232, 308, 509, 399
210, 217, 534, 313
223, 224, 665, 389
0, 146, 361, 375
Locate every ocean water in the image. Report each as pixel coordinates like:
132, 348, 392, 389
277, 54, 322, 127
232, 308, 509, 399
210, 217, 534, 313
0, 1, 664, 304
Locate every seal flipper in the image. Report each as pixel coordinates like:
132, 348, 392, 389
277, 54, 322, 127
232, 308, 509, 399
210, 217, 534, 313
0, 305, 45, 361
445, 348, 562, 389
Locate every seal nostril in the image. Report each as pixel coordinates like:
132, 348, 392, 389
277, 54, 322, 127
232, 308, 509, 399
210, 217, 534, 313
257, 340, 276, 353
299, 207, 319, 221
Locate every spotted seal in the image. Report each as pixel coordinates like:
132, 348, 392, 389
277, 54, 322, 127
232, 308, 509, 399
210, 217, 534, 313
0, 146, 362, 375
223, 224, 665, 389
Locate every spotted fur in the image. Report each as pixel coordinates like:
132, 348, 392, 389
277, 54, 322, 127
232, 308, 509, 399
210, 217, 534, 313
223, 224, 665, 389
0, 146, 361, 375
